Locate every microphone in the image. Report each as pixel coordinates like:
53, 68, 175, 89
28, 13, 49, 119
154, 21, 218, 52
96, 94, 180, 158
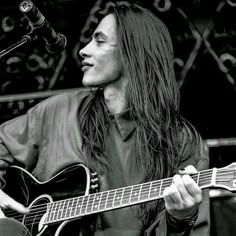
19, 0, 67, 53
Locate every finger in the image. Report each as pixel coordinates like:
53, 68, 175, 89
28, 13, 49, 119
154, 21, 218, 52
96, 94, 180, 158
179, 165, 198, 175
163, 187, 175, 210
172, 175, 189, 201
172, 175, 202, 208
0, 208, 5, 218
163, 184, 182, 206
182, 175, 203, 203
0, 190, 28, 214
6, 198, 29, 214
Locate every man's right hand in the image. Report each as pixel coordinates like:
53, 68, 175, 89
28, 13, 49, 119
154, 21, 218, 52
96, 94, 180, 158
0, 189, 28, 218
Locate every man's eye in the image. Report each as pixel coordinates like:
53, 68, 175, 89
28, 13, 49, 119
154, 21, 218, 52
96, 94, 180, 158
96, 40, 105, 44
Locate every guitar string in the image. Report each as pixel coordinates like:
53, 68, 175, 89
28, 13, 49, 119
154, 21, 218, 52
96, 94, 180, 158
5, 173, 213, 218
4, 170, 218, 221
4, 172, 220, 223
4, 182, 225, 225
5, 170, 234, 224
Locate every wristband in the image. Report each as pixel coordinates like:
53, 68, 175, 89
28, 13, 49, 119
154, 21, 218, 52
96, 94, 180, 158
166, 210, 198, 232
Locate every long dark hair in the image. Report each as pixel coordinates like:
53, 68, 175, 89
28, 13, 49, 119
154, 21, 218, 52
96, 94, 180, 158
80, 1, 199, 227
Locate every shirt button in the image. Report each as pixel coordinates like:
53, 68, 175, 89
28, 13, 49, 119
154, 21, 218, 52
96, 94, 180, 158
97, 224, 103, 230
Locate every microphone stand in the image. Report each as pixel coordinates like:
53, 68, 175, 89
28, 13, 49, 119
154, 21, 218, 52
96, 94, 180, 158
0, 33, 36, 59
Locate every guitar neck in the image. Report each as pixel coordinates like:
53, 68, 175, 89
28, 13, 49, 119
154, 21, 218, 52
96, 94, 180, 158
44, 168, 215, 225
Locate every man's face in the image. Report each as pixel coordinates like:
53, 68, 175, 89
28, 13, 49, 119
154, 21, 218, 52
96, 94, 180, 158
79, 14, 123, 87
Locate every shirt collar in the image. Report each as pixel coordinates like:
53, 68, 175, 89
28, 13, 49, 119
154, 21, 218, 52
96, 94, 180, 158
110, 109, 137, 141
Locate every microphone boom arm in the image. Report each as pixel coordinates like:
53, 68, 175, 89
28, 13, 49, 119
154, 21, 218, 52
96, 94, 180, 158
0, 34, 36, 59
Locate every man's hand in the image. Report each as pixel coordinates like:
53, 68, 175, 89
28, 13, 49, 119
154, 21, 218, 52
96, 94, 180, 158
0, 189, 28, 218
163, 165, 203, 220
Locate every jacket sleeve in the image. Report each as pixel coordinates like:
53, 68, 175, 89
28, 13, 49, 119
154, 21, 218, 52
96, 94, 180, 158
0, 102, 46, 188
145, 128, 210, 236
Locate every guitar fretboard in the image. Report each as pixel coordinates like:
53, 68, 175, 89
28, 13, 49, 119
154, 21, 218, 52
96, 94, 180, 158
44, 168, 215, 224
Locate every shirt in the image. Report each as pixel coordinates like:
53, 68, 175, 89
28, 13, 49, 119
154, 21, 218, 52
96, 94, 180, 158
0, 87, 210, 236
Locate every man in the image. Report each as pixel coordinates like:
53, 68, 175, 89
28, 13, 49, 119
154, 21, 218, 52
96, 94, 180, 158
0, 1, 209, 235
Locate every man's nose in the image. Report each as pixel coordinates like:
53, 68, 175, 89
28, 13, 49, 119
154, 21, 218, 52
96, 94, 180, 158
79, 43, 91, 58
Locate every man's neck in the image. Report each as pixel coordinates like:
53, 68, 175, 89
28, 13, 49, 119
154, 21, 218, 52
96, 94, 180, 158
103, 78, 128, 115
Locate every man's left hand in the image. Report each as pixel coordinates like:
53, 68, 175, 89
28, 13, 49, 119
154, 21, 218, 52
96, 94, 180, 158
163, 165, 203, 220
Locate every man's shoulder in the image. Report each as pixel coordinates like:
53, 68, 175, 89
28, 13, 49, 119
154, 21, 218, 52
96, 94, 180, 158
48, 87, 94, 102
34, 87, 95, 110
178, 124, 209, 170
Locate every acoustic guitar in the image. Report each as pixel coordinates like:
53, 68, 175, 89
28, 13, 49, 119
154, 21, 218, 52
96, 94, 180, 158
3, 163, 236, 236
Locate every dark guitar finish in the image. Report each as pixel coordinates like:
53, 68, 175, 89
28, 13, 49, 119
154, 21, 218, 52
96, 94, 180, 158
3, 164, 92, 236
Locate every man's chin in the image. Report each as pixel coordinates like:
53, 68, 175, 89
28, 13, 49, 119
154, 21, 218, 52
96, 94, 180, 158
82, 79, 104, 88
82, 80, 94, 87
82, 82, 99, 88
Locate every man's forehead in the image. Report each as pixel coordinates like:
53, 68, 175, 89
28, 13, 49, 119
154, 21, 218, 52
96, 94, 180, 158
94, 14, 116, 38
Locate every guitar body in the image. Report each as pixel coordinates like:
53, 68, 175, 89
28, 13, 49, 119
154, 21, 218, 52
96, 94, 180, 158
3, 164, 94, 236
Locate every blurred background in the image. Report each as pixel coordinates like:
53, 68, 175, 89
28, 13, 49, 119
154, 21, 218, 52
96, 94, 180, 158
0, 0, 236, 235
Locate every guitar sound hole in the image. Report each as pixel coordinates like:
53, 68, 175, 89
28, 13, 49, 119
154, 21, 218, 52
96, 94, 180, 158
23, 197, 49, 235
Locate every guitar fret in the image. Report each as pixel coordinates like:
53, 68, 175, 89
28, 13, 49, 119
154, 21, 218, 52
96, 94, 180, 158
81, 195, 89, 215
149, 181, 160, 199
106, 190, 116, 209
140, 182, 151, 201
131, 185, 141, 203
97, 193, 103, 211
159, 180, 163, 198
122, 186, 132, 205
66, 199, 73, 218
53, 201, 59, 221
70, 198, 76, 217
61, 200, 67, 220
75, 196, 83, 216
113, 188, 123, 207
87, 194, 95, 213
92, 193, 101, 212
56, 201, 64, 220
51, 202, 56, 222
112, 190, 116, 207
161, 178, 172, 196
99, 191, 108, 211
151, 178, 172, 200
46, 203, 53, 222
199, 170, 213, 187
148, 182, 153, 200
92, 194, 97, 212
58, 199, 65, 220
49, 202, 57, 222
63, 199, 70, 219
58, 200, 64, 220
197, 172, 200, 185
